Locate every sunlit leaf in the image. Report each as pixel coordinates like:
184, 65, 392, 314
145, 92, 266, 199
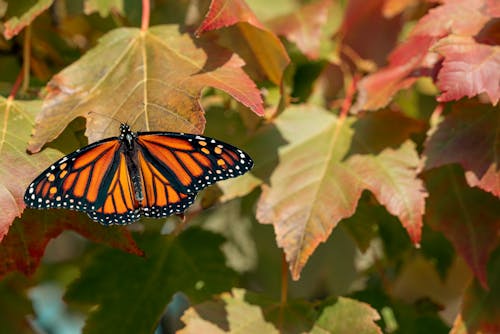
196, 0, 290, 85
433, 36, 500, 105
2, 0, 54, 39
424, 166, 500, 289
410, 0, 491, 37
0, 209, 143, 280
424, 102, 500, 197
83, 0, 124, 17
28, 25, 264, 152
0, 98, 61, 241
352, 35, 438, 112
179, 289, 279, 334
257, 105, 426, 279
65, 229, 236, 334
180, 288, 317, 333
310, 297, 382, 334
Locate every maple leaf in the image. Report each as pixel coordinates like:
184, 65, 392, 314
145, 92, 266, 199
0, 98, 61, 242
28, 24, 264, 152
65, 229, 236, 334
257, 105, 426, 279
268, 0, 333, 60
409, 0, 492, 37
195, 0, 290, 85
433, 36, 500, 105
0, 209, 143, 280
352, 35, 438, 112
353, 0, 499, 112
424, 166, 500, 289
180, 288, 317, 333
423, 102, 500, 197
310, 297, 382, 334
83, 0, 124, 17
179, 289, 279, 334
451, 248, 500, 334
2, 0, 53, 39
339, 0, 403, 67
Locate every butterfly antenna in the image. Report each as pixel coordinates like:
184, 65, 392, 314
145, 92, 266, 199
87, 111, 123, 125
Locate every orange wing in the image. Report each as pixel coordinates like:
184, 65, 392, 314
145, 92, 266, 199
24, 138, 122, 216
87, 152, 141, 224
136, 149, 196, 218
135, 132, 253, 196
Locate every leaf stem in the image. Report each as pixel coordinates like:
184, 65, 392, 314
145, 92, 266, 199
340, 74, 358, 119
279, 251, 288, 330
141, 0, 150, 32
8, 68, 24, 101
22, 25, 32, 93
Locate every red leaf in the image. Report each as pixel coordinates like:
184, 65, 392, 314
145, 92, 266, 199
269, 0, 333, 60
257, 106, 426, 279
423, 102, 500, 197
424, 166, 500, 289
410, 0, 492, 37
451, 248, 500, 333
195, 0, 290, 85
353, 35, 438, 112
0, 210, 143, 280
0, 98, 62, 241
433, 35, 500, 105
195, 0, 265, 33
339, 0, 403, 67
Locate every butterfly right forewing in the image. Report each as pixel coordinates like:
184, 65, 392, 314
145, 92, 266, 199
24, 138, 122, 213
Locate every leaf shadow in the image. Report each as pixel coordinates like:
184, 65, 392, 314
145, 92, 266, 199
345, 109, 425, 158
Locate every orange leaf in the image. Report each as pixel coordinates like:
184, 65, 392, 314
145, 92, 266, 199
196, 0, 290, 85
0, 98, 61, 241
257, 105, 426, 279
28, 25, 264, 152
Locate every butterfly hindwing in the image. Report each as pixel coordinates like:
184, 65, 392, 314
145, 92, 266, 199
137, 149, 197, 218
87, 152, 141, 225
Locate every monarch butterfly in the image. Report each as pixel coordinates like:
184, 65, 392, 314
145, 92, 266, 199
24, 124, 253, 225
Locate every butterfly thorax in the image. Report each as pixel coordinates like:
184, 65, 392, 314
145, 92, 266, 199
118, 124, 144, 202
119, 123, 137, 152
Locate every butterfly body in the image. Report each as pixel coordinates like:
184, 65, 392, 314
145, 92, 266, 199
24, 124, 253, 225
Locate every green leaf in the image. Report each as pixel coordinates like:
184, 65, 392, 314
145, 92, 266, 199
310, 297, 382, 334
257, 105, 426, 279
84, 0, 124, 17
0, 274, 35, 334
2, 0, 54, 39
0, 98, 61, 241
28, 25, 264, 152
65, 228, 237, 334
